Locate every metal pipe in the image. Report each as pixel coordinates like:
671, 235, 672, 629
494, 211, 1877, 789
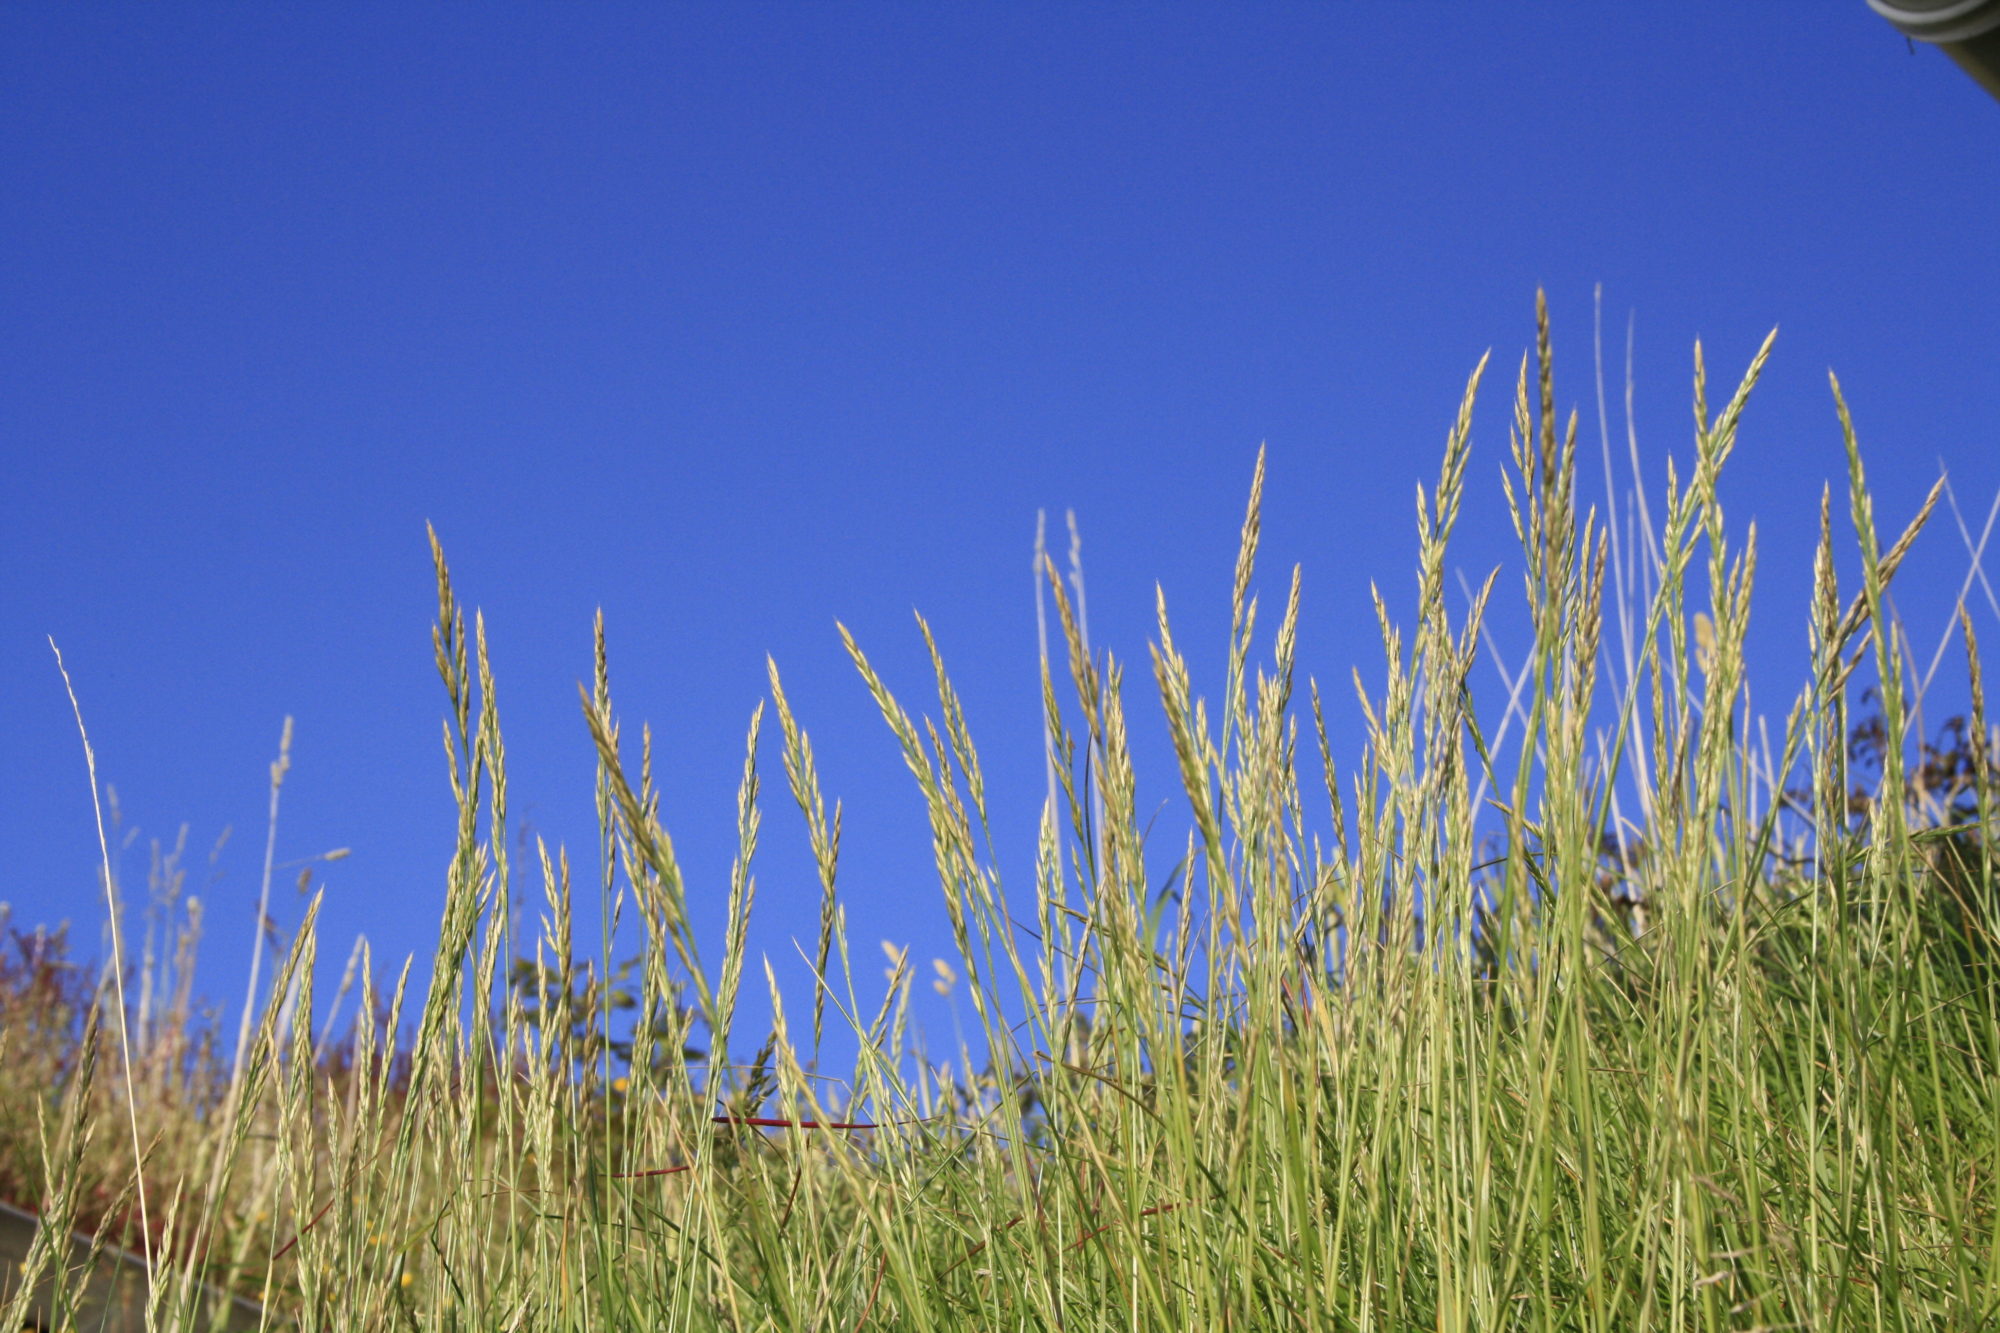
0, 1199, 271, 1332
1870, 0, 2000, 102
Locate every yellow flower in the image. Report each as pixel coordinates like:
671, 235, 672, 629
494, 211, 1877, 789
400, 1272, 414, 1288
612, 1076, 629, 1093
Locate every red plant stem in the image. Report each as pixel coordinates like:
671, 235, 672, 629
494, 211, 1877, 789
1064, 1200, 1186, 1252
270, 1195, 340, 1264
270, 1136, 404, 1266
849, 1252, 889, 1333
612, 1164, 693, 1180
937, 1211, 1031, 1278
937, 1198, 1188, 1278
279, 1114, 906, 1237
615, 1115, 880, 1179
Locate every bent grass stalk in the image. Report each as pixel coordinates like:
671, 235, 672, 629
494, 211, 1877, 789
52, 645, 151, 1250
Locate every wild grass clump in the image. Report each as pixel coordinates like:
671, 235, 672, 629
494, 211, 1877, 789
5, 293, 1999, 1331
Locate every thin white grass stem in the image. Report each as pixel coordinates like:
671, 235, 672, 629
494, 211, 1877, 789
1034, 510, 1058, 823
1917, 476, 2000, 703
1458, 568, 1542, 819
232, 716, 292, 1094
1596, 285, 1636, 703
1944, 478, 2000, 621
49, 638, 153, 1270
1067, 509, 1108, 873
1623, 308, 1663, 584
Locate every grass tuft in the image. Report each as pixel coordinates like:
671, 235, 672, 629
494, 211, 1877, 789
4, 296, 1999, 1330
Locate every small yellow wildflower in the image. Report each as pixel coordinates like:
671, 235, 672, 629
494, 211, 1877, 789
613, 1076, 629, 1093
400, 1272, 414, 1288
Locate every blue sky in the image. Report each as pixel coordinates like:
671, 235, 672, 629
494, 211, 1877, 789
4, 5, 1998, 1069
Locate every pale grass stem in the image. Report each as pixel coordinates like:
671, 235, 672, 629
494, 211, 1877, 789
48, 637, 153, 1274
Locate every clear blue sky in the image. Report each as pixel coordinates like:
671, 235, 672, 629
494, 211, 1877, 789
4, 5, 1997, 1067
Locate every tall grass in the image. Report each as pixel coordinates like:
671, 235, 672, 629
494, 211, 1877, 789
4, 294, 1998, 1330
